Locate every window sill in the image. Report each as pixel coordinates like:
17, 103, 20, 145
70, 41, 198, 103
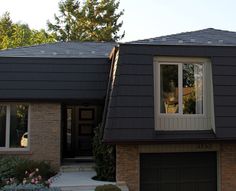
0, 148, 32, 155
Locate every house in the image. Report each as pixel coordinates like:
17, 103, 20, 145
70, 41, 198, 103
0, 28, 236, 191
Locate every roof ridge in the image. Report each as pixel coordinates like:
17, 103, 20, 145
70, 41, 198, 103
128, 28, 236, 43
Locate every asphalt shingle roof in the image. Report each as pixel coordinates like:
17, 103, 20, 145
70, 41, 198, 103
0, 41, 116, 58
128, 28, 236, 46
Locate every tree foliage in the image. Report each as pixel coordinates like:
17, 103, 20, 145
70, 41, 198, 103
47, 0, 124, 41
0, 12, 55, 50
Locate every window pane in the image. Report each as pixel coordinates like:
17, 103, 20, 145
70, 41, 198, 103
66, 108, 72, 152
0, 106, 6, 147
183, 64, 203, 114
10, 105, 28, 148
160, 65, 179, 113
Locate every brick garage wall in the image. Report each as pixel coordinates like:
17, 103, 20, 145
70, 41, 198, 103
220, 143, 236, 191
117, 143, 236, 191
116, 145, 139, 191
0, 103, 61, 170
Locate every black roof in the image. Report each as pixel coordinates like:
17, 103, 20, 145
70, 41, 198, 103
0, 42, 116, 58
128, 28, 236, 46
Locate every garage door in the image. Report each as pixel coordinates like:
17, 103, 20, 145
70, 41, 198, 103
140, 152, 217, 191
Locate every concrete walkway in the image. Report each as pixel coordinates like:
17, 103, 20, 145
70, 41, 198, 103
50, 171, 129, 191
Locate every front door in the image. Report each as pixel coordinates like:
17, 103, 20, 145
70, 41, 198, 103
75, 107, 95, 156
63, 105, 100, 158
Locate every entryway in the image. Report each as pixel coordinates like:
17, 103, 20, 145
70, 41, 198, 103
61, 104, 103, 160
140, 152, 217, 191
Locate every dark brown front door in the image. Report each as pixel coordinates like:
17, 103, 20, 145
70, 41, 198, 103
140, 152, 217, 191
75, 108, 95, 156
63, 105, 99, 158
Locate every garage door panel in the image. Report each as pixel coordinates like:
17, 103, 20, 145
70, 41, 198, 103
161, 168, 178, 182
140, 152, 217, 191
141, 168, 160, 182
180, 183, 196, 191
160, 183, 178, 191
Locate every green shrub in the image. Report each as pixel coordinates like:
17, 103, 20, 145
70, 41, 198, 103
93, 124, 115, 181
1, 183, 61, 191
0, 157, 56, 187
95, 184, 121, 191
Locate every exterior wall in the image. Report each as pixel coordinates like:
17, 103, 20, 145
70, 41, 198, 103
116, 145, 139, 191
116, 143, 236, 191
220, 144, 236, 191
0, 103, 61, 170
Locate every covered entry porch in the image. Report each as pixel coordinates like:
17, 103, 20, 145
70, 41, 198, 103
61, 103, 103, 161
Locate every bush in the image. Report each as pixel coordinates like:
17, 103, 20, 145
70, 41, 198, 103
95, 184, 121, 191
93, 124, 115, 181
1, 183, 61, 191
0, 157, 56, 188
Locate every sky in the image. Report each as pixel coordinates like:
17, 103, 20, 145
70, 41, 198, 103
0, 0, 236, 42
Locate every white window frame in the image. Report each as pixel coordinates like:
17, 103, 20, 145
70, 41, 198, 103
0, 103, 30, 151
156, 61, 206, 117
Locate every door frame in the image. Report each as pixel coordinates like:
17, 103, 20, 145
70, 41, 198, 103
61, 104, 100, 159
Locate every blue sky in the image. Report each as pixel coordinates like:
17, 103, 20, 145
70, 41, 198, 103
0, 0, 235, 42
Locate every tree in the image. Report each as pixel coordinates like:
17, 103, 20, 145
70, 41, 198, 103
0, 12, 56, 50
47, 0, 124, 42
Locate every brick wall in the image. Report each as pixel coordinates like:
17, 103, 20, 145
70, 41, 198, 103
116, 145, 139, 191
117, 143, 236, 191
220, 143, 236, 191
0, 103, 61, 170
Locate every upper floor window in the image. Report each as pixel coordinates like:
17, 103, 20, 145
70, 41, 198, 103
160, 63, 204, 115
154, 57, 215, 131
0, 104, 29, 149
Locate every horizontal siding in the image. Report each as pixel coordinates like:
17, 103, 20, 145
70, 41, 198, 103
110, 96, 154, 107
0, 81, 107, 90
0, 90, 106, 100
214, 96, 236, 106
112, 85, 153, 96
104, 47, 236, 141
106, 118, 154, 129
108, 106, 154, 118
117, 65, 153, 75
0, 63, 109, 73
213, 76, 236, 86
0, 57, 110, 99
117, 75, 153, 85
0, 73, 108, 81
212, 57, 236, 138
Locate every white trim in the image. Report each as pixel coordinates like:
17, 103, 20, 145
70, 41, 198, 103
178, 63, 183, 114
0, 103, 30, 151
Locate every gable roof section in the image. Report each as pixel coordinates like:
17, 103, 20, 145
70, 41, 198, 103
128, 28, 236, 46
0, 42, 116, 58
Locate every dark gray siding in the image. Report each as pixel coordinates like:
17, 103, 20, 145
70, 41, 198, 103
104, 44, 236, 142
0, 57, 110, 100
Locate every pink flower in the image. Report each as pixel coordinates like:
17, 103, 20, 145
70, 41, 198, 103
29, 172, 35, 178
31, 179, 35, 184
38, 175, 42, 180
35, 180, 39, 184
